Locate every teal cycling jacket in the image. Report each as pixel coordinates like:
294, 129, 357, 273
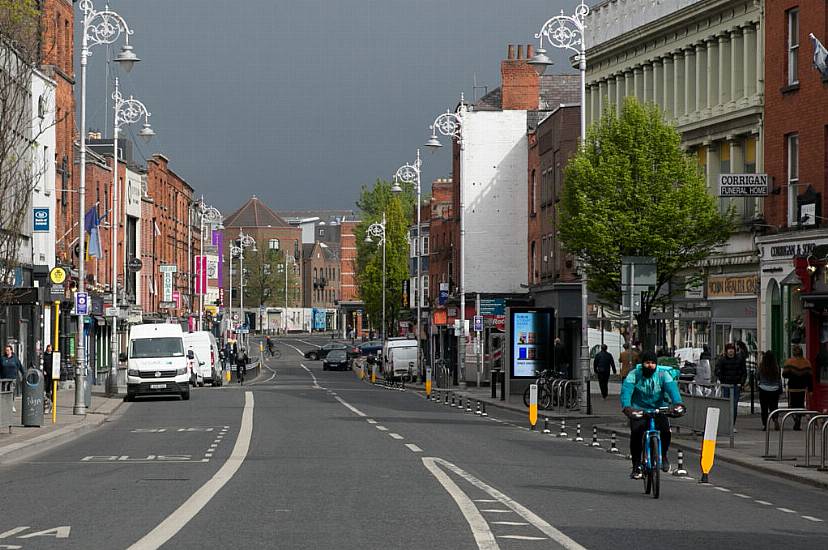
620, 365, 683, 410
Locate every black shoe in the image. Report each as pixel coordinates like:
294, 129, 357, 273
661, 459, 670, 473
630, 466, 643, 479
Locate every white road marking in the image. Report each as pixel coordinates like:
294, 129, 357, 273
755, 500, 773, 506
777, 508, 797, 514
0, 527, 29, 538
405, 444, 423, 453
802, 516, 824, 522
250, 361, 277, 385
498, 535, 547, 541
734, 494, 751, 499
474, 499, 499, 503
334, 396, 366, 417
714, 487, 731, 493
376, 426, 389, 431
283, 342, 309, 357
481, 510, 513, 514
301, 364, 321, 388
426, 457, 587, 550
421, 458, 499, 550
17, 527, 70, 539
389, 433, 404, 440
366, 419, 378, 424
491, 522, 530, 526
127, 391, 254, 550
204, 453, 212, 458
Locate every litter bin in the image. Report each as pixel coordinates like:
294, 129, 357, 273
22, 368, 44, 427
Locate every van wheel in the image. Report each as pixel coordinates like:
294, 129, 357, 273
124, 392, 134, 402
182, 390, 190, 401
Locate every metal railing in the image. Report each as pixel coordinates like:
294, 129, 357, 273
796, 415, 828, 469
763, 408, 819, 461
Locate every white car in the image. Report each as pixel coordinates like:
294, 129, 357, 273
184, 331, 222, 387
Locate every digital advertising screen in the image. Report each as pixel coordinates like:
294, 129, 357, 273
510, 308, 554, 378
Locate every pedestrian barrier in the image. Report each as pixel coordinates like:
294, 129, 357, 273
674, 382, 735, 445
765, 409, 819, 461
0, 379, 14, 433
762, 408, 805, 457
796, 415, 828, 469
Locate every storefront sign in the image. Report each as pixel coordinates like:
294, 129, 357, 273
33, 207, 50, 232
717, 173, 769, 196
707, 275, 759, 298
769, 243, 816, 258
479, 298, 505, 316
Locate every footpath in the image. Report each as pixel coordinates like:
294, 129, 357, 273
397, 375, 828, 490
0, 386, 125, 465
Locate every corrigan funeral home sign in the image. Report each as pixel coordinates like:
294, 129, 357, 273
717, 174, 769, 197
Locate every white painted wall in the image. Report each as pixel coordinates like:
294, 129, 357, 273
30, 68, 57, 269
461, 109, 529, 294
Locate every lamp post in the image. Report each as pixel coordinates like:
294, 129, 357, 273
107, 77, 153, 396
236, 230, 255, 348
228, 245, 240, 342
530, 0, 590, 412
194, 198, 222, 330
424, 99, 465, 384
393, 150, 423, 379
365, 214, 387, 351
77, 0, 139, 414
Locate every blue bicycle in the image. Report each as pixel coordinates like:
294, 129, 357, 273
632, 406, 684, 498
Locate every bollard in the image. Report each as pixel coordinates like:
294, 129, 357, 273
491, 369, 499, 399
451, 394, 455, 407
457, 396, 463, 409
573, 423, 583, 442
673, 450, 688, 476
475, 400, 481, 415
466, 399, 472, 413
481, 402, 488, 417
558, 419, 568, 438
542, 417, 551, 434
607, 432, 620, 454
445, 392, 449, 406
590, 426, 600, 447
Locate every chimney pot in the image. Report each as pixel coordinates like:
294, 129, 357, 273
527, 44, 534, 58
517, 45, 524, 59
507, 44, 514, 60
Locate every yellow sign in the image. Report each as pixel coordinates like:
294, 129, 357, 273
49, 267, 66, 285
528, 384, 538, 428
707, 275, 759, 298
425, 367, 432, 397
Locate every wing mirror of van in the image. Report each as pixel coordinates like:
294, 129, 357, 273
119, 352, 127, 362
187, 350, 194, 360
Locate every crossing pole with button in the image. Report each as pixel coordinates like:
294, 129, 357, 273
425, 366, 432, 399
528, 383, 538, 430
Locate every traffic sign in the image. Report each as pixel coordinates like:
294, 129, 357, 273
127, 257, 143, 272
49, 267, 66, 285
473, 315, 483, 332
75, 292, 89, 315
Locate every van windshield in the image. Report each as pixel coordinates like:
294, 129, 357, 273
131, 337, 184, 358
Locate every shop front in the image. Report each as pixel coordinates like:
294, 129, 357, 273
791, 255, 828, 413
707, 275, 759, 360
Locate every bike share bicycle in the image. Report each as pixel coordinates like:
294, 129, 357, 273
630, 405, 685, 498
523, 369, 574, 409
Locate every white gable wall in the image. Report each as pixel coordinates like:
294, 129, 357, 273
461, 109, 529, 295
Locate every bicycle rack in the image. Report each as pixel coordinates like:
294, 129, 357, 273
559, 380, 580, 413
548, 379, 564, 410
766, 410, 819, 461
762, 408, 806, 457
796, 415, 828, 469
819, 422, 828, 472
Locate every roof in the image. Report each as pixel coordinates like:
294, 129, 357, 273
278, 209, 359, 224
473, 73, 580, 126
224, 196, 292, 228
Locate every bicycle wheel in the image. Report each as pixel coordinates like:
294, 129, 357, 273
650, 436, 661, 499
540, 384, 553, 409
642, 436, 652, 494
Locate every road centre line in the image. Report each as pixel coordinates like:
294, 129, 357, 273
126, 391, 254, 550
389, 433, 404, 440
405, 444, 423, 453
755, 500, 773, 506
284, 343, 308, 357
425, 457, 588, 550
776, 508, 797, 514
802, 516, 824, 522
334, 396, 366, 417
366, 419, 377, 424
301, 364, 321, 388
376, 426, 388, 431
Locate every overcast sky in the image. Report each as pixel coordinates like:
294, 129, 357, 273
79, 0, 575, 214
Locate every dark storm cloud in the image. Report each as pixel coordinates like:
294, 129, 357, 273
79, 0, 574, 213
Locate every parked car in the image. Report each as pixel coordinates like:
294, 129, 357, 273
305, 342, 359, 360
322, 349, 349, 371
357, 340, 383, 357
184, 331, 222, 387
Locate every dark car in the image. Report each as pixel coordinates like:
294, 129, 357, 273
322, 349, 349, 371
304, 343, 347, 361
357, 340, 384, 357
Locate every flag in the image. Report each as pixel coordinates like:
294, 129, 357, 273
84, 205, 104, 259
810, 33, 828, 78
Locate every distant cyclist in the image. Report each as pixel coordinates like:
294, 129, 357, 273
236, 347, 249, 384
266, 335, 275, 357
620, 350, 684, 479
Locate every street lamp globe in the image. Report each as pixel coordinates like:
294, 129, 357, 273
424, 134, 443, 149
138, 122, 155, 142
390, 179, 403, 194
114, 44, 140, 72
528, 48, 553, 75
364, 235, 373, 244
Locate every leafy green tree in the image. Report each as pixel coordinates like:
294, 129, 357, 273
355, 178, 415, 336
243, 247, 299, 308
559, 97, 732, 348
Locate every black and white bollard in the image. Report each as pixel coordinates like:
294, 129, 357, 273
475, 400, 481, 415
558, 419, 568, 438
444, 392, 449, 406
673, 450, 688, 476
590, 426, 600, 447
573, 424, 583, 442
457, 396, 464, 409
542, 417, 551, 434
607, 431, 620, 454
481, 402, 488, 417
451, 394, 455, 407
466, 399, 472, 413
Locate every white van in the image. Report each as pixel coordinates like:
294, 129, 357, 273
184, 331, 222, 387
382, 337, 419, 380
124, 323, 190, 401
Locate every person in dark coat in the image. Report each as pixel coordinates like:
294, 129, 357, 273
42, 345, 53, 399
715, 343, 747, 425
593, 344, 617, 399
1, 344, 25, 381
554, 338, 569, 377
757, 350, 783, 431
783, 345, 814, 430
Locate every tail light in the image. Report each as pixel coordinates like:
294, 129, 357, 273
211, 350, 215, 366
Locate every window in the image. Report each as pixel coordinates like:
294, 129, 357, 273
788, 8, 799, 86
744, 137, 756, 173
268, 239, 279, 250
719, 142, 730, 175
697, 146, 707, 177
530, 169, 537, 215
421, 236, 429, 256
787, 133, 800, 226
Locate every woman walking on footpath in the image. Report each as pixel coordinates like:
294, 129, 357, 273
757, 350, 783, 431
783, 345, 813, 430
715, 343, 746, 426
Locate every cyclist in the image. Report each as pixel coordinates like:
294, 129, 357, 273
236, 347, 249, 385
266, 336, 275, 357
620, 350, 684, 479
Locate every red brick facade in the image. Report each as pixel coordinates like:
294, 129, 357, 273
501, 44, 540, 111
427, 178, 455, 304
339, 220, 359, 302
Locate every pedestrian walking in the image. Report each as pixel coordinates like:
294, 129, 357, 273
783, 344, 813, 430
714, 343, 746, 426
757, 350, 783, 431
619, 343, 639, 379
266, 335, 275, 357
695, 344, 712, 385
42, 345, 54, 400
1, 344, 26, 402
236, 347, 249, 384
554, 338, 569, 376
593, 344, 617, 399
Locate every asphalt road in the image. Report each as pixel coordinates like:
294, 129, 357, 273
1, 334, 826, 549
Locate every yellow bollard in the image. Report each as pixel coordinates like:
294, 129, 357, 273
371, 363, 377, 384
425, 366, 432, 398
700, 407, 720, 483
225, 369, 231, 383
528, 383, 538, 430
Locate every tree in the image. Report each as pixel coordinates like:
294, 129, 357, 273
1, 0, 52, 302
558, 97, 732, 348
243, 247, 299, 309
355, 178, 415, 336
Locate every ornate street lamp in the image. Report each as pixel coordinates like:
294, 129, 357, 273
365, 214, 387, 349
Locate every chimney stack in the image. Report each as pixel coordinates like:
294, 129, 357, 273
501, 44, 540, 110
507, 44, 515, 60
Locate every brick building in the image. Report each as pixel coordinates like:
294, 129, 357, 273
337, 218, 364, 338
756, 0, 828, 410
